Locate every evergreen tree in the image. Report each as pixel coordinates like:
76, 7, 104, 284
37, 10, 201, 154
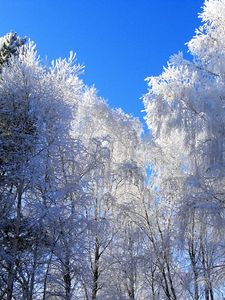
0, 32, 26, 69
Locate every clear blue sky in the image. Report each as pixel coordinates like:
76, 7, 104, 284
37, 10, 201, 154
1, 0, 203, 122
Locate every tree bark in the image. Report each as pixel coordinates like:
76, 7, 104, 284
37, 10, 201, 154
6, 184, 23, 300
92, 237, 100, 300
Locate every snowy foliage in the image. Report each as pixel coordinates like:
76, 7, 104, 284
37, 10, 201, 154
2, 0, 225, 299
143, 1, 225, 299
0, 33, 146, 300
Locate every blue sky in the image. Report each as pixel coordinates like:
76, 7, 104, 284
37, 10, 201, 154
1, 0, 203, 122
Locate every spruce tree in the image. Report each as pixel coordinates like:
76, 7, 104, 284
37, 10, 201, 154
0, 32, 26, 69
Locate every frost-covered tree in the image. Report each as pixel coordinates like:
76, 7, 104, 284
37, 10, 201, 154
5, 0, 225, 298
0, 31, 147, 299
0, 40, 84, 300
0, 32, 26, 69
71, 87, 145, 299
143, 0, 225, 298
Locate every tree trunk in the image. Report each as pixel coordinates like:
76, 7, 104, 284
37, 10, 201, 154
64, 253, 72, 300
92, 237, 100, 300
28, 241, 39, 300
6, 184, 23, 300
188, 241, 200, 300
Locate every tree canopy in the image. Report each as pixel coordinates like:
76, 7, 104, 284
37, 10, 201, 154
2, 1, 225, 299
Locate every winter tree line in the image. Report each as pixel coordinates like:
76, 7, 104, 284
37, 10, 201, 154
1, 0, 225, 299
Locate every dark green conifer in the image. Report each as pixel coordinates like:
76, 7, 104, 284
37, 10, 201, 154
0, 32, 26, 68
